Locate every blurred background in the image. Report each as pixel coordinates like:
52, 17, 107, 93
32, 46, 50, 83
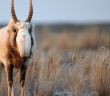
1, 0, 110, 96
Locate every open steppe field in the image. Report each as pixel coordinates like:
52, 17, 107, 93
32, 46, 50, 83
1, 24, 110, 96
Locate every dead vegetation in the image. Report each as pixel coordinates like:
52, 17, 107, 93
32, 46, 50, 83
1, 25, 110, 96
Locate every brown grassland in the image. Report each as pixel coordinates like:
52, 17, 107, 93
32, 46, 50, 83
0, 25, 110, 96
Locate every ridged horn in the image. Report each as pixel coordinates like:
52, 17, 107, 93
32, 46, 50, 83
11, 0, 18, 23
25, 0, 33, 22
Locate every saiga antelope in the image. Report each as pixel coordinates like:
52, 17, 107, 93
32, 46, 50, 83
0, 0, 36, 96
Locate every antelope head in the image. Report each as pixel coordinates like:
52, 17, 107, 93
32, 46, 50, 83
8, 0, 33, 58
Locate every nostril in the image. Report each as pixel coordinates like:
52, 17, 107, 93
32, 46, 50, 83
22, 35, 26, 41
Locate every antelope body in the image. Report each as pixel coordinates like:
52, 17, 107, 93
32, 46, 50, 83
0, 0, 36, 96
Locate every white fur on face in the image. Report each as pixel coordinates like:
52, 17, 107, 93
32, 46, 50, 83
16, 21, 32, 57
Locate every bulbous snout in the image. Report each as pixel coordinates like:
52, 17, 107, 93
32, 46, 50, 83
16, 32, 32, 57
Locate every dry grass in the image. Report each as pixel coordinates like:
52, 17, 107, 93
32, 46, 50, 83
91, 47, 110, 96
30, 47, 110, 96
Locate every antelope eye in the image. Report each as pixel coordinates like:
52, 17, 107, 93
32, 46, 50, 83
12, 28, 17, 33
29, 28, 32, 32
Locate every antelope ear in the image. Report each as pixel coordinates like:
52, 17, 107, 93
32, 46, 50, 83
31, 24, 35, 32
7, 19, 15, 29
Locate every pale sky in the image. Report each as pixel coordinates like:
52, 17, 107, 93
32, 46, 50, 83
0, 0, 110, 24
